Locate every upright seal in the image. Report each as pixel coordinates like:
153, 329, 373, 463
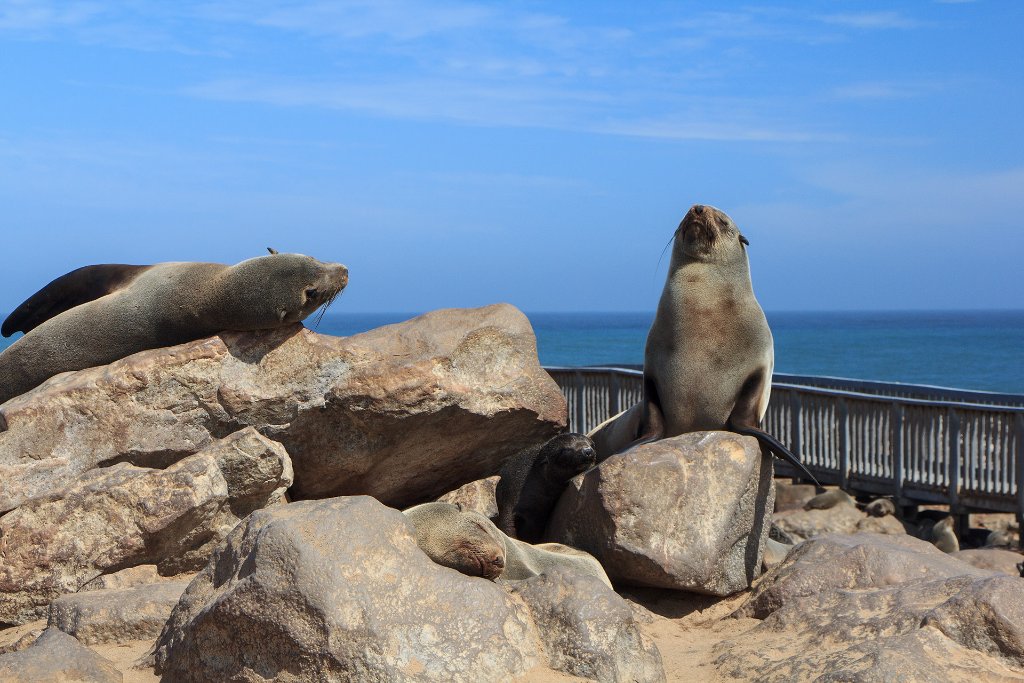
588, 204, 814, 482
0, 251, 348, 404
495, 433, 597, 543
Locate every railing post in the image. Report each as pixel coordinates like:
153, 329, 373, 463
609, 372, 620, 418
1016, 413, 1024, 547
948, 408, 961, 510
789, 392, 803, 478
891, 402, 904, 500
574, 371, 585, 434
838, 398, 850, 490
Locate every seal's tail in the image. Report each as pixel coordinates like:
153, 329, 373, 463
728, 420, 821, 487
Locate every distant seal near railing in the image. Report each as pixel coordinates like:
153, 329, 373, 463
495, 433, 597, 543
588, 204, 816, 482
0, 250, 348, 405
403, 502, 611, 587
930, 516, 960, 553
804, 489, 856, 511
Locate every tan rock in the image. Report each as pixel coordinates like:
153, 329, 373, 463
0, 429, 290, 624
0, 627, 122, 682
546, 432, 775, 596
954, 548, 1024, 576
0, 304, 565, 509
774, 502, 908, 542
773, 480, 817, 512
436, 476, 500, 519
153, 496, 662, 683
48, 581, 188, 646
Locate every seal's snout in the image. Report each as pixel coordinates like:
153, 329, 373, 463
334, 264, 349, 291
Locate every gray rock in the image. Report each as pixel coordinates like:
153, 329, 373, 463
954, 548, 1024, 576
506, 567, 665, 683
0, 627, 121, 682
546, 431, 774, 596
737, 533, 995, 620
719, 534, 1024, 681
774, 501, 907, 543
48, 581, 188, 645
773, 480, 818, 512
153, 496, 663, 683
0, 428, 290, 624
0, 304, 566, 510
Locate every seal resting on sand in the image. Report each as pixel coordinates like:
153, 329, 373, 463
588, 204, 815, 483
0, 251, 348, 404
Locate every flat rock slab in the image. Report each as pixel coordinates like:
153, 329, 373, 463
954, 548, 1024, 576
0, 627, 122, 682
0, 304, 565, 508
48, 581, 189, 645
718, 533, 1024, 680
546, 431, 774, 596
153, 496, 663, 683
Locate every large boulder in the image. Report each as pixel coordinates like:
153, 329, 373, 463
0, 304, 565, 509
153, 496, 663, 683
0, 428, 290, 624
546, 431, 775, 596
717, 534, 1024, 680
0, 627, 121, 683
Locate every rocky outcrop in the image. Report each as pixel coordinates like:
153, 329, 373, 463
0, 627, 121, 683
773, 480, 818, 512
954, 548, 1024, 576
0, 305, 565, 509
718, 533, 1024, 680
153, 496, 663, 683
773, 501, 906, 542
48, 581, 188, 645
546, 431, 774, 596
0, 428, 290, 624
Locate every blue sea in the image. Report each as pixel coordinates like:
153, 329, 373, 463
1, 310, 1021, 394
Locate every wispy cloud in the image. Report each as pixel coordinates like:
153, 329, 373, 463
818, 11, 919, 29
831, 80, 946, 100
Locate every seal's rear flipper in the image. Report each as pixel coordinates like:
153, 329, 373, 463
728, 420, 820, 487
2, 264, 149, 337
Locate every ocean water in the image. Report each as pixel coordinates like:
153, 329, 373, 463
1, 310, 1021, 394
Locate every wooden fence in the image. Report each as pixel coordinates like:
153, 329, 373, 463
544, 366, 1024, 520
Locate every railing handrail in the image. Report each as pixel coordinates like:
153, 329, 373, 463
543, 366, 1024, 412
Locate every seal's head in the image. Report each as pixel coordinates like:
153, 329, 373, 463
403, 502, 507, 580
674, 204, 750, 263
216, 253, 349, 330
539, 433, 597, 483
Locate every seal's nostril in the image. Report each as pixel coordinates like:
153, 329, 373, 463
582, 447, 595, 458
693, 204, 705, 215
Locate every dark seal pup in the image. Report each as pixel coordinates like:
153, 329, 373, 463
0, 252, 348, 404
495, 433, 597, 543
588, 204, 816, 483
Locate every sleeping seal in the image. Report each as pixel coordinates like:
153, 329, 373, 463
0, 251, 348, 404
588, 204, 815, 482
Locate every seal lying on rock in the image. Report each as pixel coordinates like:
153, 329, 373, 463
0, 252, 348, 404
588, 205, 815, 483
495, 433, 597, 543
864, 498, 896, 517
403, 502, 611, 587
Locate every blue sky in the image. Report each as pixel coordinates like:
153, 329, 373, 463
1, 1, 1021, 314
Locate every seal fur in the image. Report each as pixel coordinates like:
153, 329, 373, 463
0, 253, 348, 404
403, 502, 611, 587
495, 433, 596, 543
588, 204, 815, 482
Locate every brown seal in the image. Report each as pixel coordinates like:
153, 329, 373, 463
588, 204, 815, 482
495, 433, 597, 543
0, 251, 348, 404
403, 502, 611, 587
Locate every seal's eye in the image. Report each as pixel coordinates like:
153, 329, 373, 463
739, 235, 749, 246
305, 287, 319, 301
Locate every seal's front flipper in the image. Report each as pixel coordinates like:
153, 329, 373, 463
634, 375, 666, 444
729, 419, 820, 486
2, 264, 149, 337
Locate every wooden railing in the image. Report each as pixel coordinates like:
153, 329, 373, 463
544, 366, 1024, 519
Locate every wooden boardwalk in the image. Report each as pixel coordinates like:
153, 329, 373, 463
545, 366, 1024, 523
